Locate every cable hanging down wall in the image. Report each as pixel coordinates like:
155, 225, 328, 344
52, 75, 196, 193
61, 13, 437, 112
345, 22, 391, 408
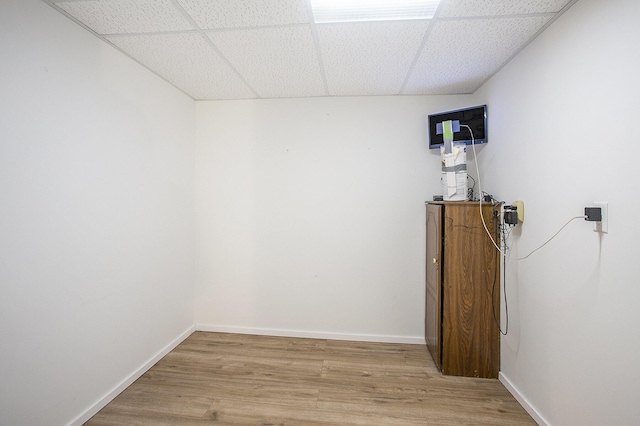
462, 124, 587, 335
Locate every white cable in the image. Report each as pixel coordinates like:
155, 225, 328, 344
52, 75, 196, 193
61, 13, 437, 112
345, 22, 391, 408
510, 216, 585, 260
465, 125, 505, 255
462, 124, 584, 261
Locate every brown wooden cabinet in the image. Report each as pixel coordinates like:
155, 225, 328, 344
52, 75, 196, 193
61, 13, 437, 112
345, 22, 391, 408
425, 201, 501, 378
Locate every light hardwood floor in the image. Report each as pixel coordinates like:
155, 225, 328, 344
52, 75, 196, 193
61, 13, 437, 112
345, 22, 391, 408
86, 332, 535, 425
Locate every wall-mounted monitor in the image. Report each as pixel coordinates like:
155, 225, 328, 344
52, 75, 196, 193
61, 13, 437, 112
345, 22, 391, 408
428, 105, 487, 149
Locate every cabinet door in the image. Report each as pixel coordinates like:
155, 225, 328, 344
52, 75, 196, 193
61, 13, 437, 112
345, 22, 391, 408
442, 203, 500, 378
425, 203, 442, 369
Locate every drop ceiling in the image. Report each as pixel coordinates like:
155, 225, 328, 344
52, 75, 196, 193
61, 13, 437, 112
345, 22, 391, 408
43, 0, 577, 100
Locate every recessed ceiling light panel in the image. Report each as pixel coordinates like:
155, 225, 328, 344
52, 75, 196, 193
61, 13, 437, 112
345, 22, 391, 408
311, 0, 441, 24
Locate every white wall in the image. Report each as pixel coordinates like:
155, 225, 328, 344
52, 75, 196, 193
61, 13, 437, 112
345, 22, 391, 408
8, 0, 636, 424
473, 0, 640, 424
194, 95, 471, 342
0, 1, 195, 424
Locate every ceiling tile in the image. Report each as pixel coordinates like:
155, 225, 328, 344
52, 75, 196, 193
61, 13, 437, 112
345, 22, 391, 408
45, 0, 577, 100
207, 26, 325, 98
439, 0, 572, 17
317, 21, 430, 96
177, 0, 309, 29
106, 33, 256, 100
54, 0, 193, 34
403, 16, 552, 95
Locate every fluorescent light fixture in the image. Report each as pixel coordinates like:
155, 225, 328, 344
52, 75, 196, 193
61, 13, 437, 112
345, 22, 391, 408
311, 0, 441, 24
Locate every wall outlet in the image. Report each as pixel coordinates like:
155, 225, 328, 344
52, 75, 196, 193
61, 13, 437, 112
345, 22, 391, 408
512, 200, 524, 223
593, 201, 608, 233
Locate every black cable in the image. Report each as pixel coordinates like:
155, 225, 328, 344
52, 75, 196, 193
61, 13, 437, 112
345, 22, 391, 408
501, 247, 509, 335
476, 192, 508, 335
467, 175, 477, 200
491, 220, 509, 336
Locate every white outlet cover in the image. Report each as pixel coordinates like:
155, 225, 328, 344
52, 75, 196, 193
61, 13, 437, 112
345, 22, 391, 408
593, 201, 608, 233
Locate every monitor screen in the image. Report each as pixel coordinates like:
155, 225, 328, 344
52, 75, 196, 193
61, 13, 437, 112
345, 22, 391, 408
428, 105, 487, 149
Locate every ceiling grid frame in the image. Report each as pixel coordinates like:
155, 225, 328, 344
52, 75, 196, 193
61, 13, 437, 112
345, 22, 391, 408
304, 0, 330, 97
42, 0, 580, 100
167, 0, 262, 99
399, 0, 447, 95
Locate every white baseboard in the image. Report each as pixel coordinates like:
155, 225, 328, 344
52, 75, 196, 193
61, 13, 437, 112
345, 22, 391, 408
499, 372, 549, 426
69, 324, 196, 426
195, 323, 426, 345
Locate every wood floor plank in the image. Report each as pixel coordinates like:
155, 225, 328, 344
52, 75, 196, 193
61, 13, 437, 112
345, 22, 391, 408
133, 377, 321, 409
85, 332, 535, 425
86, 387, 214, 425
178, 332, 328, 362
324, 340, 430, 367
203, 399, 432, 426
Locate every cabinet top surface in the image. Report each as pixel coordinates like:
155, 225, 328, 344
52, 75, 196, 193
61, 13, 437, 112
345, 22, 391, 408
426, 201, 494, 205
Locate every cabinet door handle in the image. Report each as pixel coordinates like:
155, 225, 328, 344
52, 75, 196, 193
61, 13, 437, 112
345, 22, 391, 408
432, 258, 437, 264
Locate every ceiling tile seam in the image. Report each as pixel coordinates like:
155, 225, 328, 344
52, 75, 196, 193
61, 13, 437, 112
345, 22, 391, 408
167, 0, 261, 99
103, 30, 201, 38
100, 24, 313, 38
435, 13, 562, 22
398, 0, 448, 95
40, 1, 197, 100
203, 23, 311, 34
466, 1, 580, 95
305, 0, 329, 96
